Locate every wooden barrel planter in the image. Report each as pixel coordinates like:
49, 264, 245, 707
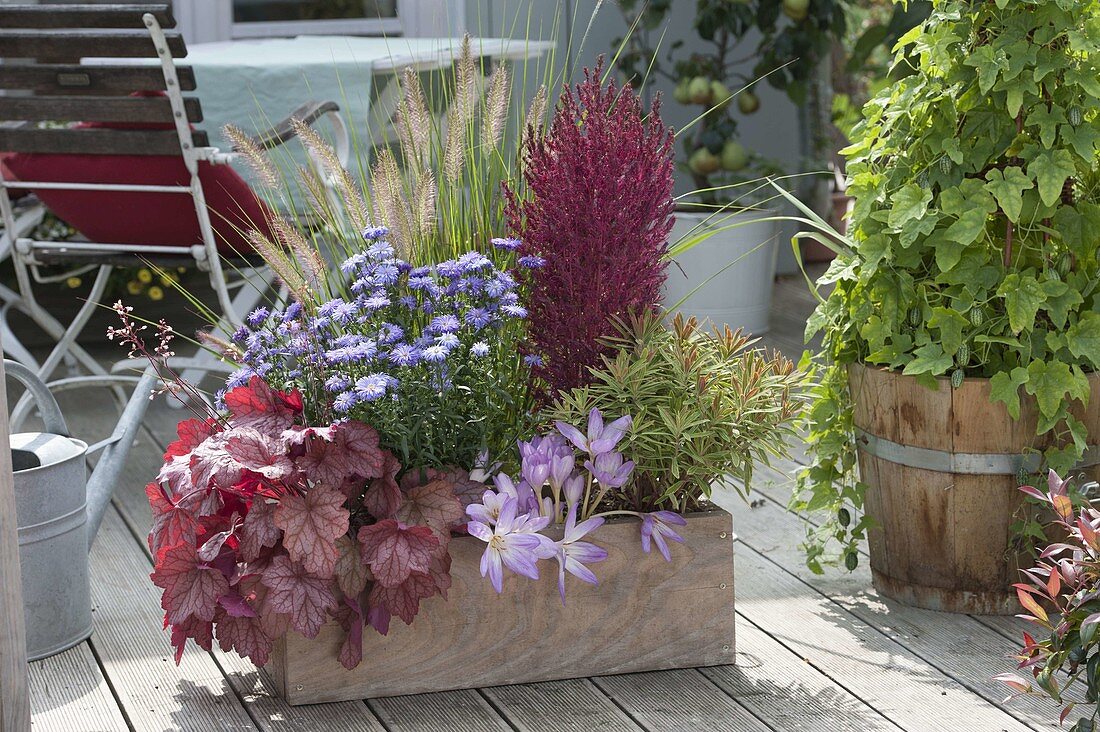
849, 364, 1100, 615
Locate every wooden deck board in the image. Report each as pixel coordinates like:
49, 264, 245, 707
22, 271, 1059, 731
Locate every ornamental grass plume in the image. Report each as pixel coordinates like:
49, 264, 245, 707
504, 58, 675, 396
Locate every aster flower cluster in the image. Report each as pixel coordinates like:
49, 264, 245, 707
227, 227, 535, 468
466, 408, 687, 601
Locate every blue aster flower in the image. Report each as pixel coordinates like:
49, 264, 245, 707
428, 314, 461, 334
325, 374, 351, 392
502, 304, 528, 318
422, 344, 448, 363
491, 237, 521, 251
436, 333, 460, 349
226, 366, 255, 389
464, 307, 491, 329
281, 301, 303, 323
333, 391, 358, 412
354, 373, 396, 402
388, 343, 421, 366
518, 255, 546, 269
333, 300, 360, 324
362, 225, 389, 241
471, 341, 490, 357
524, 354, 543, 367
361, 295, 390, 311
246, 307, 270, 327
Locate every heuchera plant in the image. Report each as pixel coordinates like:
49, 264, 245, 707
466, 407, 689, 601
111, 306, 478, 670
503, 58, 675, 397
998, 471, 1100, 731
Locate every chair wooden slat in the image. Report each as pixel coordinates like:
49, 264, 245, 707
0, 96, 201, 124
0, 30, 187, 62
0, 127, 209, 155
0, 4, 174, 29
0, 65, 196, 95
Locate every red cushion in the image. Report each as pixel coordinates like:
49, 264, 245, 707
2, 89, 270, 254
3, 150, 271, 254
0, 156, 30, 201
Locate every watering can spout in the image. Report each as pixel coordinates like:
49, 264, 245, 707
84, 368, 158, 549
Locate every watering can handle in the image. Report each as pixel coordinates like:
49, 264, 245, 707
3, 360, 70, 438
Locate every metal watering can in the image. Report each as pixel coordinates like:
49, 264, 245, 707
6, 360, 155, 660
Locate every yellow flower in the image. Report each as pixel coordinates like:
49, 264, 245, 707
126, 280, 143, 295
147, 286, 164, 301
137, 268, 153, 283
176, 267, 187, 274
65, 276, 82, 289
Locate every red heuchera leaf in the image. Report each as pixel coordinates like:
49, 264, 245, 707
273, 484, 349, 577
158, 453, 194, 495
169, 615, 212, 664
357, 520, 439, 588
240, 575, 291, 639
396, 479, 466, 535
238, 498, 281, 562
152, 542, 230, 625
429, 549, 453, 600
429, 467, 487, 509
197, 528, 235, 563
367, 603, 390, 635
189, 431, 244, 490
165, 417, 218, 460
334, 596, 365, 670
218, 590, 257, 618
223, 376, 302, 433
146, 482, 202, 555
363, 453, 402, 518
214, 610, 273, 666
224, 431, 294, 481
296, 421, 384, 486
503, 59, 674, 395
334, 535, 372, 598
261, 556, 336, 638
368, 571, 438, 625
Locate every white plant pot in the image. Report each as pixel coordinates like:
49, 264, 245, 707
663, 209, 779, 335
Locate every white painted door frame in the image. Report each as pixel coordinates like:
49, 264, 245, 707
172, 0, 467, 44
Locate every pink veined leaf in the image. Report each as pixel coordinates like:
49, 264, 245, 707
240, 575, 292, 640
357, 519, 439, 588
334, 596, 365, 670
223, 376, 302, 434
168, 615, 213, 665
157, 453, 194, 495
335, 535, 372, 598
274, 483, 349, 577
296, 421, 385, 487
428, 548, 453, 600
434, 467, 488, 509
165, 417, 219, 460
396, 478, 466, 535
146, 482, 201, 555
238, 498, 281, 562
261, 556, 336, 639
225, 430, 294, 481
218, 590, 257, 618
281, 424, 333, 448
189, 430, 246, 491
152, 542, 230, 625
368, 571, 438, 625
215, 609, 274, 666
367, 602, 391, 636
197, 527, 235, 563
363, 453, 403, 518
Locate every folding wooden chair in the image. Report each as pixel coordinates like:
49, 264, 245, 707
0, 3, 349, 413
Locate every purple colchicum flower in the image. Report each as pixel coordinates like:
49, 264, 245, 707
556, 408, 632, 456
584, 450, 635, 489
468, 498, 546, 593
554, 504, 608, 603
640, 511, 687, 562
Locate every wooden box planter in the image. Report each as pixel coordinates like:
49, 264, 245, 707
269, 510, 735, 704
850, 364, 1100, 615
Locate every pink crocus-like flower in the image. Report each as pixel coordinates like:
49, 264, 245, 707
554, 504, 607, 603
640, 510, 687, 562
466, 489, 509, 526
493, 472, 538, 513
468, 498, 546, 593
583, 450, 634, 489
555, 408, 631, 456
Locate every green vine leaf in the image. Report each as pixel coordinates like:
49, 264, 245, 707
888, 183, 932, 230
902, 343, 953, 376
1025, 360, 1074, 418
984, 166, 1033, 223
999, 272, 1047, 334
1067, 312, 1100, 370
1028, 149, 1077, 206
990, 367, 1029, 420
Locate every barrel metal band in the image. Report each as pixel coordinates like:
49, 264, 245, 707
854, 429, 1100, 475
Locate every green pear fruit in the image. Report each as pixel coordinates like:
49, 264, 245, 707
688, 147, 721, 175
689, 76, 713, 105
673, 79, 691, 104
710, 80, 732, 109
720, 140, 749, 171
737, 90, 760, 115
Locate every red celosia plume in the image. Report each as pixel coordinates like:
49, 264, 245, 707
505, 58, 675, 396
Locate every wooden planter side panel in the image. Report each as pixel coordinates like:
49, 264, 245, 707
270, 510, 735, 704
849, 365, 1100, 615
